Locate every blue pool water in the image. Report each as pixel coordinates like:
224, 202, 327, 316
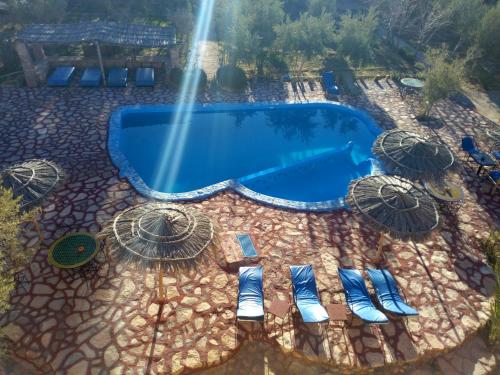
109, 103, 382, 210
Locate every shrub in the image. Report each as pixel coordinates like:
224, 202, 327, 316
216, 65, 247, 91
421, 49, 463, 116
399, 46, 416, 65
168, 67, 207, 91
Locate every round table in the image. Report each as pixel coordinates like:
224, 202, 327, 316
424, 180, 464, 210
48, 233, 100, 269
400, 78, 425, 89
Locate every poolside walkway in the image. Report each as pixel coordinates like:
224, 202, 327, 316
0, 79, 498, 374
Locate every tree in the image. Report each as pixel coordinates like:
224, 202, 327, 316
7, 0, 68, 23
415, 0, 451, 46
477, 3, 500, 60
375, 0, 419, 43
335, 8, 378, 64
308, 0, 336, 17
216, 0, 284, 73
274, 12, 334, 76
447, 0, 487, 53
421, 48, 463, 116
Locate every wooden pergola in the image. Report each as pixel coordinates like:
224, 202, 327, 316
15, 22, 180, 87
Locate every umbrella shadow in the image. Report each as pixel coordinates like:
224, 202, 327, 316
145, 303, 165, 375
379, 318, 419, 362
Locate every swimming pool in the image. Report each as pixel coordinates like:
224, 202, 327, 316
108, 102, 382, 211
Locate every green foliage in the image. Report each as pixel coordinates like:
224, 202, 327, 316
168, 67, 207, 90
480, 228, 500, 344
477, 3, 500, 61
6, 0, 68, 23
447, 0, 487, 51
274, 12, 334, 75
399, 46, 416, 64
335, 8, 378, 64
216, 65, 247, 91
216, 0, 284, 72
307, 0, 336, 17
0, 186, 32, 313
421, 48, 462, 115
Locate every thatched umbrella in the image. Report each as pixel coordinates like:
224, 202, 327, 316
1, 159, 64, 239
346, 175, 439, 258
98, 202, 213, 302
373, 130, 455, 180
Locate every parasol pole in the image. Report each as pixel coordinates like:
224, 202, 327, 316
157, 263, 165, 303
376, 232, 385, 258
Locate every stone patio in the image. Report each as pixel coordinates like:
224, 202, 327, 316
0, 78, 498, 374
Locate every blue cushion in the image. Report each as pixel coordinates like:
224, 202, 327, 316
80, 68, 102, 87
492, 150, 500, 160
136, 68, 155, 86
338, 268, 389, 324
237, 266, 264, 320
48, 66, 75, 87
290, 265, 329, 323
237, 233, 258, 257
108, 68, 128, 87
489, 170, 500, 182
367, 269, 418, 317
322, 71, 340, 95
461, 137, 476, 153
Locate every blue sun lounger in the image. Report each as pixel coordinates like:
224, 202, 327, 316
108, 68, 128, 87
136, 68, 155, 87
322, 71, 340, 96
367, 269, 418, 317
338, 268, 388, 324
237, 233, 258, 258
290, 265, 329, 323
47, 66, 75, 87
80, 68, 102, 87
236, 266, 265, 321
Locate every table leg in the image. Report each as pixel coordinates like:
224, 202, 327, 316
477, 165, 483, 175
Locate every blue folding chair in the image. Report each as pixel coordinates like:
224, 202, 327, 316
290, 265, 329, 323
47, 66, 75, 87
487, 170, 500, 193
236, 266, 265, 321
367, 269, 418, 317
338, 268, 388, 324
108, 68, 128, 87
80, 68, 102, 87
322, 71, 340, 96
136, 68, 155, 87
461, 136, 480, 160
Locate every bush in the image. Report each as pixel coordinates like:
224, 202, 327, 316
216, 65, 247, 91
168, 67, 208, 91
399, 46, 416, 65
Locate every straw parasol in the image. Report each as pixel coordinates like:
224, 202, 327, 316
373, 129, 455, 180
98, 202, 213, 302
346, 175, 439, 258
1, 159, 64, 240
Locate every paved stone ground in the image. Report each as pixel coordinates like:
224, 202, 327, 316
0, 78, 498, 374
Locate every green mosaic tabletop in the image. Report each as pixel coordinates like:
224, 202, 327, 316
401, 77, 425, 89
48, 233, 99, 269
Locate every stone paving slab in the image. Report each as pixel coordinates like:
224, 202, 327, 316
0, 80, 498, 374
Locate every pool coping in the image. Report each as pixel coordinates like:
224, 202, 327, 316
108, 101, 383, 212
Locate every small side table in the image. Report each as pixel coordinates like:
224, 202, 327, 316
266, 299, 291, 340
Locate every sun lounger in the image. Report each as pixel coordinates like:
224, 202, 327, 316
136, 68, 155, 87
236, 233, 258, 258
367, 269, 418, 317
487, 170, 500, 193
290, 265, 329, 323
80, 68, 102, 87
322, 71, 340, 96
47, 66, 75, 87
236, 266, 265, 321
108, 68, 128, 87
338, 268, 388, 324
